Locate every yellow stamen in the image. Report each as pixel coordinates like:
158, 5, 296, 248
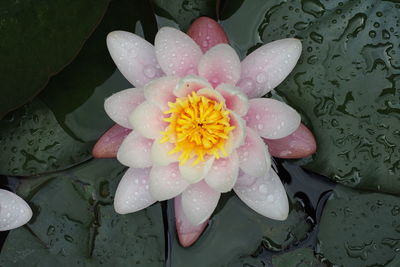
161, 91, 235, 166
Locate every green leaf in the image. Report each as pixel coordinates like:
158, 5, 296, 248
170, 195, 312, 266
0, 99, 92, 176
272, 248, 326, 267
0, 159, 165, 266
317, 185, 400, 266
0, 0, 110, 117
0, 0, 156, 176
152, 0, 217, 31
221, 0, 400, 194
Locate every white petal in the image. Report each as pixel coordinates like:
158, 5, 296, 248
179, 157, 214, 184
129, 101, 168, 139
237, 127, 271, 178
245, 98, 301, 139
155, 27, 203, 77
114, 168, 155, 214
198, 44, 241, 87
151, 137, 179, 166
143, 76, 179, 111
117, 131, 153, 168
205, 151, 239, 192
238, 38, 302, 98
104, 88, 145, 129
234, 168, 289, 220
149, 163, 189, 201
173, 75, 212, 98
0, 189, 32, 231
107, 31, 163, 87
181, 181, 220, 225
216, 84, 249, 116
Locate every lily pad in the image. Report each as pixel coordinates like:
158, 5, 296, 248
221, 0, 400, 194
0, 99, 92, 176
170, 194, 313, 266
0, 159, 165, 266
0, 0, 110, 118
152, 0, 217, 31
318, 185, 400, 266
0, 0, 156, 176
272, 248, 326, 266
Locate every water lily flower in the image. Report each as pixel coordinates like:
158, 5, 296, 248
94, 17, 316, 247
0, 189, 32, 231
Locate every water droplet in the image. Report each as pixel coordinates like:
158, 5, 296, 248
301, 0, 325, 18
256, 72, 266, 83
143, 65, 156, 78
310, 32, 323, 44
259, 184, 268, 194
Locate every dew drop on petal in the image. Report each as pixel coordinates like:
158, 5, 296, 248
259, 184, 268, 194
256, 72, 266, 84
143, 65, 156, 78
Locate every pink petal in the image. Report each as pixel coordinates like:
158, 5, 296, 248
175, 195, 208, 247
245, 98, 300, 139
149, 163, 189, 201
144, 76, 180, 111
155, 27, 202, 77
216, 84, 249, 116
114, 167, 155, 214
198, 44, 241, 87
196, 88, 225, 103
238, 38, 302, 98
129, 101, 168, 139
107, 31, 163, 88
205, 151, 239, 193
92, 124, 131, 158
187, 17, 229, 53
237, 127, 271, 178
104, 88, 145, 129
173, 75, 212, 98
264, 123, 317, 158
117, 131, 153, 168
234, 168, 289, 220
181, 180, 220, 225
224, 111, 246, 154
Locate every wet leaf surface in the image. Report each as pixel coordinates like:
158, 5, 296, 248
272, 248, 326, 266
0, 0, 110, 117
152, 0, 217, 31
221, 0, 400, 194
318, 185, 400, 267
0, 159, 165, 266
0, 99, 92, 176
0, 0, 156, 176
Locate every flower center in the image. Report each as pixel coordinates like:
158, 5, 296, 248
160, 91, 235, 166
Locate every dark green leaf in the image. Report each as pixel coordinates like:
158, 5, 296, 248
221, 0, 400, 194
0, 159, 165, 266
0, 0, 156, 176
318, 185, 400, 266
0, 0, 110, 117
272, 248, 326, 267
0, 99, 92, 176
171, 195, 312, 266
152, 0, 217, 31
